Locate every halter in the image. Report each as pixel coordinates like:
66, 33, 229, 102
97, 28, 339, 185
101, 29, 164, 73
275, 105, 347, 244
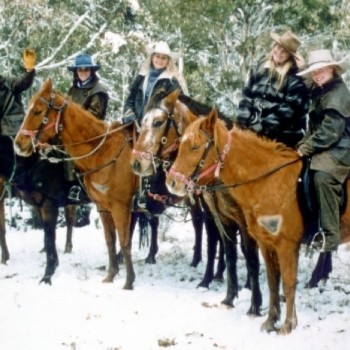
132, 105, 183, 170
168, 129, 231, 192
20, 92, 67, 149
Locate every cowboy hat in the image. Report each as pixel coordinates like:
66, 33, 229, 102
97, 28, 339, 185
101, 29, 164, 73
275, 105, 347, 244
146, 41, 180, 59
67, 53, 100, 71
270, 30, 303, 61
297, 49, 348, 77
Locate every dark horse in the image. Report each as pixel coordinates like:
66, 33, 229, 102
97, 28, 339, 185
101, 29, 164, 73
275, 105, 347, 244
133, 165, 226, 287
0, 134, 86, 281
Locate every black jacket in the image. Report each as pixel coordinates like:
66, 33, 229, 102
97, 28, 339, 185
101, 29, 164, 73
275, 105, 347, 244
0, 70, 35, 118
124, 71, 181, 123
236, 61, 309, 147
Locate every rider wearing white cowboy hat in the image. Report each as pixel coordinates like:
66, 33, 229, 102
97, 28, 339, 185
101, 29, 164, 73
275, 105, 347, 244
123, 41, 187, 125
297, 49, 350, 252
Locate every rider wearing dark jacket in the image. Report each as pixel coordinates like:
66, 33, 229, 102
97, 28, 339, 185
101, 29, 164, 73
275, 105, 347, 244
123, 41, 187, 125
297, 49, 350, 253
236, 30, 309, 148
0, 49, 36, 135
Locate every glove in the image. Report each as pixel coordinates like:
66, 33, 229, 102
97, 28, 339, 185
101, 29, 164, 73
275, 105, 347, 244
122, 110, 137, 124
23, 48, 37, 70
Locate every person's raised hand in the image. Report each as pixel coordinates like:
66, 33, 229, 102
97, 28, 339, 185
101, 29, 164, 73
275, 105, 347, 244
23, 48, 37, 70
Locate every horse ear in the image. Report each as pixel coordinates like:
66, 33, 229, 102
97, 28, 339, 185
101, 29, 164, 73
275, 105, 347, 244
43, 78, 53, 93
164, 89, 180, 111
202, 108, 218, 133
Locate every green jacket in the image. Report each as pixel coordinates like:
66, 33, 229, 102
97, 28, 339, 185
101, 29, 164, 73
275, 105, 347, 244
68, 75, 108, 120
298, 76, 350, 181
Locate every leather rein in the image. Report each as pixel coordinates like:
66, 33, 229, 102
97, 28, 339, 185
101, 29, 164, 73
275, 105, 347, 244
168, 128, 300, 194
19, 92, 130, 164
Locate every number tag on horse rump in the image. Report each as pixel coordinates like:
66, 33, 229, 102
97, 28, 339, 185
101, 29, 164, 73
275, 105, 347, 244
0, 113, 24, 136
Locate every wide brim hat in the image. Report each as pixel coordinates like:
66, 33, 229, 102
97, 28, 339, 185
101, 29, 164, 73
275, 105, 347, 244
297, 49, 348, 78
67, 53, 100, 71
270, 30, 303, 62
146, 41, 180, 60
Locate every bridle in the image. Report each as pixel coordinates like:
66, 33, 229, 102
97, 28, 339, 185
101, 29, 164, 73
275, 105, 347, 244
20, 92, 67, 150
132, 105, 183, 171
168, 129, 231, 193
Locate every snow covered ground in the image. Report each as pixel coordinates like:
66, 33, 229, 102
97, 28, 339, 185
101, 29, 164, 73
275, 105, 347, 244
0, 200, 350, 350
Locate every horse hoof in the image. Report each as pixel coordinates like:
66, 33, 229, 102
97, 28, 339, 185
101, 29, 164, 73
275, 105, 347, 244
40, 276, 52, 285
102, 276, 114, 283
123, 284, 134, 290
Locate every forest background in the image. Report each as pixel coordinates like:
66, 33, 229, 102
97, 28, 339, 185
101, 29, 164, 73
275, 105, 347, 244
1, 0, 350, 121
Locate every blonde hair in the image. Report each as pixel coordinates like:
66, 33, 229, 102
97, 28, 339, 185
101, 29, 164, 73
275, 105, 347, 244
139, 53, 189, 95
265, 44, 297, 90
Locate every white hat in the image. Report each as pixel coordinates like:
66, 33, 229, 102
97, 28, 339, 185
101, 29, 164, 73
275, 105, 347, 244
147, 41, 180, 59
297, 49, 348, 77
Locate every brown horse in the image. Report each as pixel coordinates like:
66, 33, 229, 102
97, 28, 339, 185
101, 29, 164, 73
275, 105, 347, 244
13, 79, 138, 289
130, 90, 262, 314
165, 108, 350, 334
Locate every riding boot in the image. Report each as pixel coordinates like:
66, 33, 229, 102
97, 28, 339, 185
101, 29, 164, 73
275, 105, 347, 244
312, 171, 341, 252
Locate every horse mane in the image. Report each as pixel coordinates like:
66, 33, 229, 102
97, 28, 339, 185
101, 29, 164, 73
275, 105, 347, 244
145, 89, 233, 129
145, 88, 174, 112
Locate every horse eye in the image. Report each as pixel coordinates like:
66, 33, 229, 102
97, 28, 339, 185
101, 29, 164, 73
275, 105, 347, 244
153, 120, 164, 128
33, 110, 42, 116
191, 144, 200, 151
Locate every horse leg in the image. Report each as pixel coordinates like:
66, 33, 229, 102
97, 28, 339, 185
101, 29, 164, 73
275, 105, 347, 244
214, 236, 226, 281
197, 214, 218, 288
118, 211, 139, 264
111, 205, 135, 290
40, 204, 59, 285
99, 209, 119, 283
145, 216, 159, 264
277, 241, 299, 334
63, 205, 75, 253
240, 229, 262, 316
219, 223, 239, 307
188, 198, 203, 267
305, 252, 332, 288
259, 244, 281, 333
0, 195, 10, 264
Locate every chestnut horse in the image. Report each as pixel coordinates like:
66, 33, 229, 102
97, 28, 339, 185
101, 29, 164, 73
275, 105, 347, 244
14, 79, 138, 289
166, 108, 350, 334
130, 90, 262, 314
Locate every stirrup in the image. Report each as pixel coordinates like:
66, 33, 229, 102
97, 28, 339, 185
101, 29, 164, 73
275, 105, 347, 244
305, 231, 325, 258
68, 185, 81, 202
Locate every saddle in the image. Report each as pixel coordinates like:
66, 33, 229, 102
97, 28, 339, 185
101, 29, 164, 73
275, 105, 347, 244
298, 158, 347, 245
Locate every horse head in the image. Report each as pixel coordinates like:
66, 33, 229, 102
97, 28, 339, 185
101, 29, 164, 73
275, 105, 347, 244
14, 79, 67, 157
166, 108, 228, 196
131, 89, 197, 176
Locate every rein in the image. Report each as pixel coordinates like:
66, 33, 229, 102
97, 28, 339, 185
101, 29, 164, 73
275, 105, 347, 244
169, 128, 300, 193
169, 130, 232, 192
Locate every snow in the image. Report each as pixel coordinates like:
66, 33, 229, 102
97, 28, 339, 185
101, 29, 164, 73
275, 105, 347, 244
1, 201, 350, 350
